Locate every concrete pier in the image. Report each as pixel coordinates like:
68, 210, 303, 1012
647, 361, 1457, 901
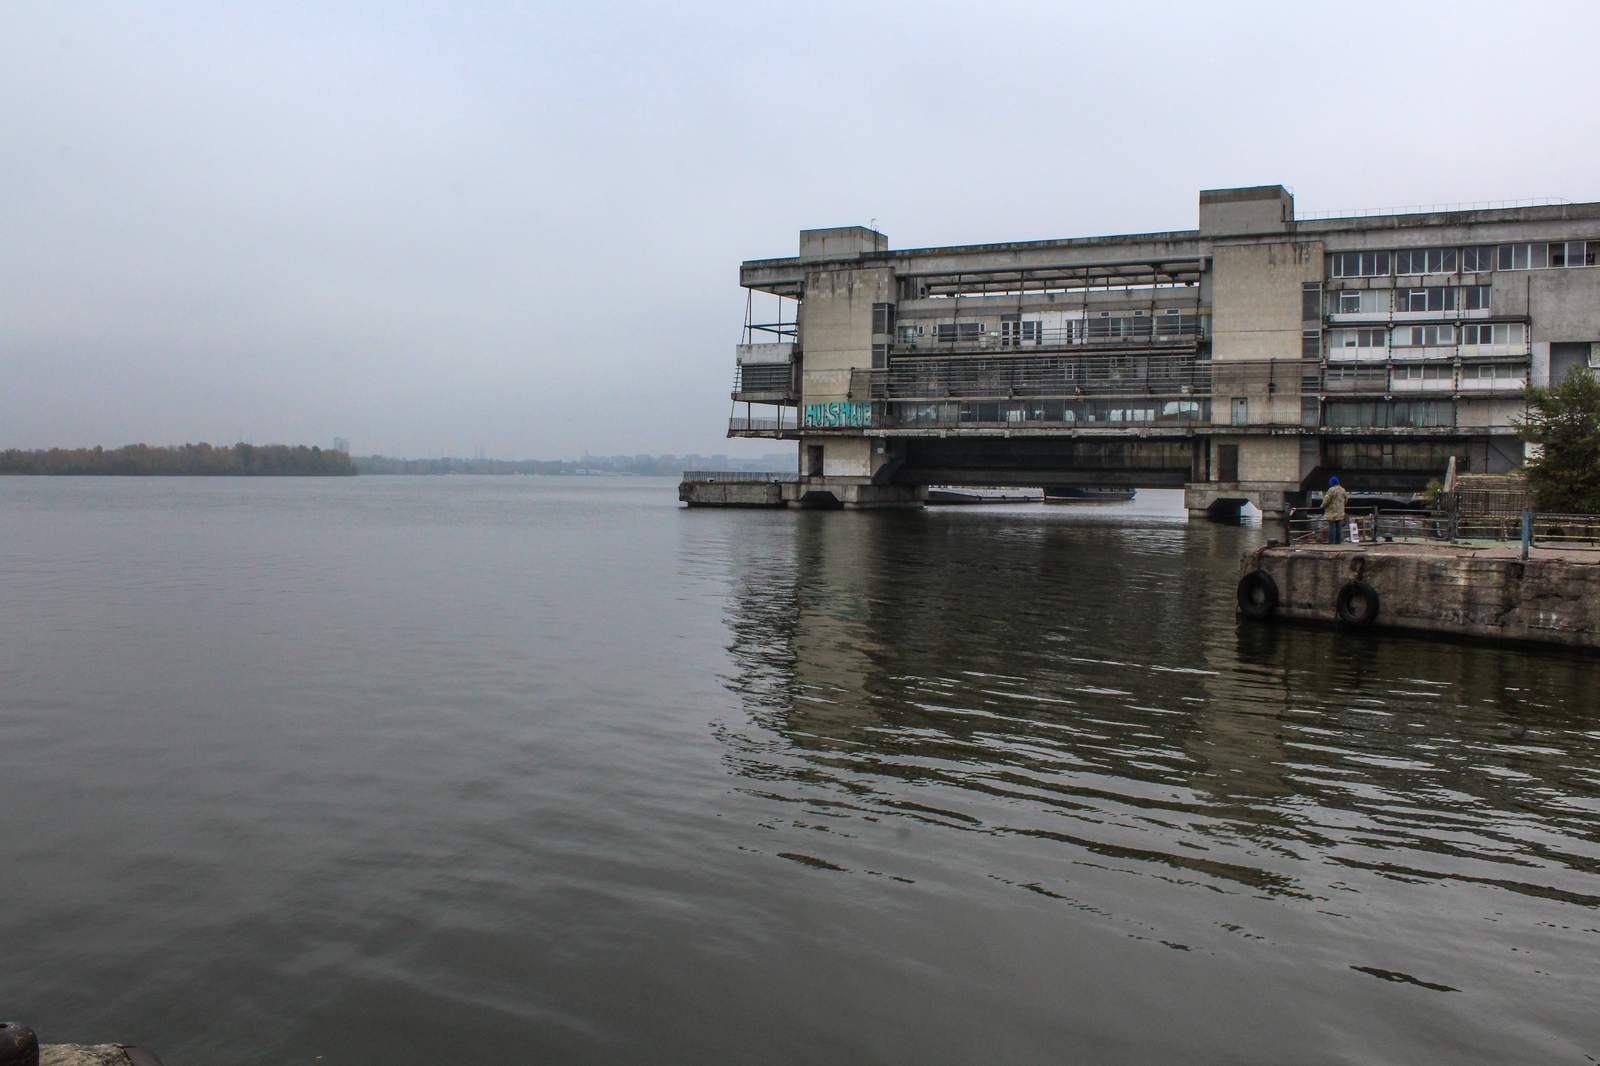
42, 1047, 163, 1066
678, 474, 925, 509
1238, 542, 1600, 649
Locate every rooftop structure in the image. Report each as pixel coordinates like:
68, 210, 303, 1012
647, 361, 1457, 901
724, 185, 1600, 517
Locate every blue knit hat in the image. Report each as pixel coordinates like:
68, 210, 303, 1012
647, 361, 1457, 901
1329, 475, 1340, 486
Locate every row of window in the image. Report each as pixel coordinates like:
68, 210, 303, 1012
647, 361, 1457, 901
1317, 285, 1493, 315
1323, 363, 1524, 383
1328, 241, 1598, 278
902, 310, 1203, 346
892, 399, 1209, 426
1323, 322, 1527, 349
1323, 400, 1455, 428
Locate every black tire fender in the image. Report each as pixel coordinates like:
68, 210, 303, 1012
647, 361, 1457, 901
1237, 570, 1280, 620
1336, 579, 1380, 626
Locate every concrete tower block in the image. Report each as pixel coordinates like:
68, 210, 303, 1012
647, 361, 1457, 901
1199, 185, 1294, 236
799, 227, 889, 260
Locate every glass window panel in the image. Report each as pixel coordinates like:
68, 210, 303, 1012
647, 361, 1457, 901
1531, 243, 1547, 268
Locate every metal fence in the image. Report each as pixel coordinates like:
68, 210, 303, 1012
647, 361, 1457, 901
1288, 506, 1600, 553
727, 413, 799, 434
680, 470, 795, 483
894, 318, 1207, 352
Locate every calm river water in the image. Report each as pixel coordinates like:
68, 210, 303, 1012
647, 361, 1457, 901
1, 476, 1597, 1064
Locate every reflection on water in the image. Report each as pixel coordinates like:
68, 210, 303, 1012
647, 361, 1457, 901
1, 479, 1594, 1064
714, 500, 1600, 1062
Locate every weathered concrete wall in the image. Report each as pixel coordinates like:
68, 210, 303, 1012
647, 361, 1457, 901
42, 1045, 161, 1065
1210, 240, 1323, 363
1528, 267, 1600, 342
799, 226, 888, 260
798, 266, 893, 407
678, 480, 785, 507
820, 437, 874, 478
1198, 185, 1293, 235
1243, 545, 1600, 649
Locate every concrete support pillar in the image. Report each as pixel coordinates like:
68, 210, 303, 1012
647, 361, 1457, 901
1184, 482, 1297, 526
783, 480, 925, 509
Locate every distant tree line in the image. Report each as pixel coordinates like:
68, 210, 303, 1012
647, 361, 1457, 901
0, 443, 355, 476
354, 452, 792, 476
355, 455, 577, 475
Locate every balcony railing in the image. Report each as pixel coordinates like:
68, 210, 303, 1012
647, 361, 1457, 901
728, 411, 799, 435
682, 469, 796, 482
851, 352, 1295, 402
732, 364, 796, 396
895, 317, 1206, 353
876, 398, 1213, 430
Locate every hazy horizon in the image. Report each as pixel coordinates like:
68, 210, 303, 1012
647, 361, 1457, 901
5, 0, 1599, 457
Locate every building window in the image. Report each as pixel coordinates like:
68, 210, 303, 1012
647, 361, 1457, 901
1302, 329, 1321, 358
1325, 400, 1453, 428
1302, 283, 1323, 321
1395, 286, 1457, 312
1496, 243, 1550, 270
1549, 241, 1596, 267
1327, 365, 1386, 385
1000, 318, 1042, 347
1335, 291, 1364, 314
1463, 285, 1492, 311
1329, 328, 1386, 348
1461, 245, 1495, 272
1462, 363, 1525, 380
1329, 251, 1391, 278
935, 322, 984, 342
1393, 364, 1451, 381
1394, 247, 1458, 275
1231, 397, 1249, 425
871, 303, 896, 335
1461, 322, 1526, 346
1393, 324, 1455, 346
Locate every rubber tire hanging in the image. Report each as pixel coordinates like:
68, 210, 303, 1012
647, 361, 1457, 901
1335, 580, 1380, 626
1237, 570, 1280, 620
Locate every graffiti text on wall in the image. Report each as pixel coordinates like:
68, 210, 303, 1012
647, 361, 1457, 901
803, 402, 872, 428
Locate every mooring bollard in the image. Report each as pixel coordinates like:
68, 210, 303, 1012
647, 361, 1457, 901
0, 1023, 39, 1066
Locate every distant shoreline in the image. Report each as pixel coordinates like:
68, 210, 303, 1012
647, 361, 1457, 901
0, 444, 354, 476
0, 446, 788, 479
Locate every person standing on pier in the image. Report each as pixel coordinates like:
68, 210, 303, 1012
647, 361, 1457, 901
1323, 476, 1350, 544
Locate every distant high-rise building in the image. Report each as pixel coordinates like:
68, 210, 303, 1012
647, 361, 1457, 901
332, 436, 351, 454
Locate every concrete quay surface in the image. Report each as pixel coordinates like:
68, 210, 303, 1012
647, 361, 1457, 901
42, 1046, 163, 1066
1240, 541, 1600, 649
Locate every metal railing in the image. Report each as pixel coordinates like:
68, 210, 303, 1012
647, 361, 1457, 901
732, 363, 796, 395
727, 413, 799, 434
895, 318, 1206, 353
853, 353, 1236, 400
681, 469, 795, 482
871, 399, 1212, 430
1297, 198, 1573, 221
1287, 507, 1600, 552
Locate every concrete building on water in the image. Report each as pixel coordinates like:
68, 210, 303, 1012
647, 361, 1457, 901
718, 185, 1600, 519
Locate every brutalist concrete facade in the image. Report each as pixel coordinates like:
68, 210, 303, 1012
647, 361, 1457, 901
726, 185, 1600, 517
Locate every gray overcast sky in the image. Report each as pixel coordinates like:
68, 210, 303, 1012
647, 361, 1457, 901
4, 0, 1598, 458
